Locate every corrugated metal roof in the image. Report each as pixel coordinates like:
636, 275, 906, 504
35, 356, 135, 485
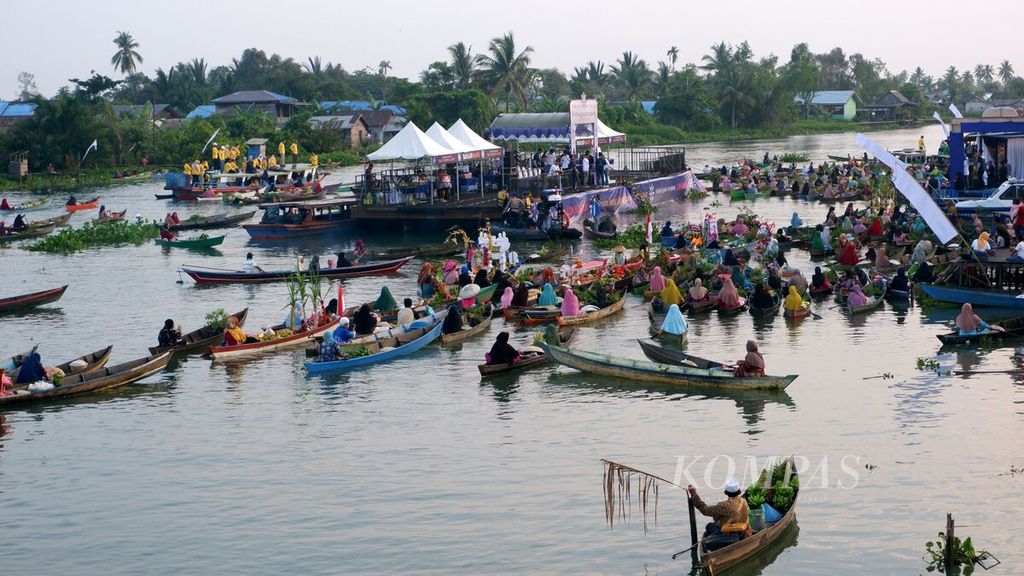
794, 90, 856, 106
319, 100, 406, 116
186, 105, 216, 119
212, 90, 297, 104
0, 102, 37, 117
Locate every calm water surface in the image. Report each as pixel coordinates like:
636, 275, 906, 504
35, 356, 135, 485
2, 126, 1023, 575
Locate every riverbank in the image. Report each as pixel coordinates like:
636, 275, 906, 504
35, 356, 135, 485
622, 118, 925, 146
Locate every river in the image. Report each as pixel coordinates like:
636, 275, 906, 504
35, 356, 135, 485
2, 124, 1022, 575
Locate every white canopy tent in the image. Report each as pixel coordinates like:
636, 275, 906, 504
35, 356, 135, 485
448, 119, 503, 157
367, 122, 456, 161
425, 122, 482, 201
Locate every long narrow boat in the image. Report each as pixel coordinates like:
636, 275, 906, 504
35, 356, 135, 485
65, 196, 100, 212
717, 298, 748, 316
0, 352, 171, 406
1, 197, 51, 212
9, 345, 113, 381
557, 296, 626, 327
91, 209, 128, 224
477, 329, 575, 377
169, 211, 256, 231
156, 235, 226, 249
148, 308, 249, 355
243, 198, 355, 240
808, 284, 833, 298
582, 222, 617, 240
1, 345, 39, 371
0, 226, 54, 243
847, 287, 886, 316
441, 313, 493, 345
918, 283, 1024, 310
749, 296, 781, 319
700, 458, 799, 575
181, 256, 413, 285
637, 339, 726, 369
540, 342, 796, 390
366, 245, 462, 260
0, 285, 68, 314
28, 212, 73, 229
935, 316, 1024, 346
305, 317, 443, 374
783, 302, 811, 319
209, 317, 340, 360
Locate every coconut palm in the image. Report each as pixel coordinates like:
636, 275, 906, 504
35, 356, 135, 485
111, 31, 143, 76
974, 64, 994, 85
999, 60, 1015, 85
188, 58, 207, 85
667, 46, 679, 71
475, 32, 535, 111
448, 42, 476, 89
700, 41, 732, 76
378, 60, 391, 77
611, 51, 651, 100
304, 56, 324, 79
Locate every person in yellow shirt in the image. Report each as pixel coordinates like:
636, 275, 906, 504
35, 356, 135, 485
229, 146, 239, 161
289, 142, 299, 164
497, 189, 509, 207
211, 145, 221, 170
310, 153, 318, 167
268, 155, 278, 168
278, 141, 285, 159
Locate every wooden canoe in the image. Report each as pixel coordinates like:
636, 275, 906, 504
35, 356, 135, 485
1, 345, 38, 371
210, 317, 340, 360
0, 226, 54, 242
1, 196, 51, 212
748, 296, 780, 319
28, 212, 73, 229
148, 308, 249, 355
0, 352, 171, 406
441, 313, 493, 345
66, 196, 100, 211
156, 235, 226, 249
700, 457, 799, 575
847, 287, 885, 316
583, 223, 617, 240
181, 256, 413, 284
477, 329, 575, 377
541, 342, 796, 390
169, 211, 256, 231
0, 285, 68, 314
9, 345, 113, 382
636, 339, 728, 369
808, 284, 833, 298
91, 210, 128, 223
717, 298, 748, 316
783, 303, 811, 319
685, 297, 719, 313
524, 247, 570, 263
305, 317, 443, 374
366, 245, 461, 260
935, 316, 1024, 346
556, 296, 626, 327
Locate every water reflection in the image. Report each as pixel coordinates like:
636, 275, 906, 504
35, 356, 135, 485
479, 379, 520, 420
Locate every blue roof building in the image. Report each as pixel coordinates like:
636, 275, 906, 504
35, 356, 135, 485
319, 100, 407, 117
794, 90, 860, 121
185, 105, 216, 120
0, 100, 38, 134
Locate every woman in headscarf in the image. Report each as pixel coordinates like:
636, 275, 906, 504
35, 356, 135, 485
660, 278, 683, 307
842, 202, 856, 221
788, 269, 808, 293
418, 262, 439, 298
783, 285, 805, 311
333, 317, 355, 344
512, 283, 530, 307
730, 217, 749, 236
335, 252, 352, 268
353, 304, 377, 335
972, 214, 984, 235
911, 239, 933, 264
911, 216, 927, 235
473, 268, 490, 288
458, 265, 473, 287
718, 275, 741, 307
353, 239, 367, 263
222, 316, 254, 346
541, 267, 557, 287
722, 249, 740, 266
838, 240, 860, 266
648, 266, 666, 293
955, 303, 991, 335
852, 218, 868, 236
890, 268, 910, 292
750, 282, 775, 309
687, 277, 709, 302
766, 267, 783, 292
308, 255, 320, 273
486, 331, 520, 365
867, 218, 884, 237
442, 260, 459, 285
874, 245, 892, 268
735, 340, 765, 377
656, 304, 688, 342
561, 288, 580, 317
790, 212, 803, 232
846, 284, 870, 308
442, 303, 464, 335
500, 287, 515, 309
317, 331, 341, 362
971, 231, 993, 256
537, 283, 557, 307
660, 220, 673, 238
14, 352, 45, 384
811, 266, 831, 290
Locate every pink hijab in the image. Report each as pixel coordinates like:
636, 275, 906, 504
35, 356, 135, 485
874, 246, 890, 268
847, 284, 869, 307
500, 287, 514, 308
718, 275, 739, 306
956, 303, 981, 332
561, 288, 580, 317
648, 266, 666, 292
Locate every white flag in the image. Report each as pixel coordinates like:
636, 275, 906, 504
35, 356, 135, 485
856, 134, 959, 245
932, 111, 950, 137
948, 103, 963, 119
81, 139, 99, 162
201, 128, 221, 154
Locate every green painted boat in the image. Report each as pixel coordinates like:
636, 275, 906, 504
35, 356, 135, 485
156, 235, 226, 249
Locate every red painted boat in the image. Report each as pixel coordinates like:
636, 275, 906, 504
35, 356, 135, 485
180, 256, 413, 285
0, 285, 69, 313
66, 196, 100, 212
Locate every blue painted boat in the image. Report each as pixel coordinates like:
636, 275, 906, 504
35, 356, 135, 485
305, 316, 444, 374
919, 284, 1024, 309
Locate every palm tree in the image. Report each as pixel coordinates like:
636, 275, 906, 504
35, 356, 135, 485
974, 64, 994, 85
304, 56, 324, 79
188, 58, 207, 85
378, 60, 391, 77
611, 51, 651, 100
999, 60, 1015, 85
111, 31, 143, 76
667, 46, 679, 71
653, 62, 672, 98
475, 32, 534, 111
447, 42, 476, 89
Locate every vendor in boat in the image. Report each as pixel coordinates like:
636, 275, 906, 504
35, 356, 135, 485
11, 214, 27, 230
890, 268, 910, 292
98, 205, 108, 219
335, 252, 353, 268
308, 255, 321, 273
397, 298, 416, 325
473, 268, 491, 289
442, 261, 459, 286
837, 240, 860, 266
158, 319, 183, 348
687, 479, 750, 537
353, 304, 378, 336
722, 249, 740, 267
687, 277, 709, 302
442, 303, 464, 335
66, 195, 78, 206
655, 303, 688, 340
660, 278, 683, 307
486, 331, 520, 366
789, 212, 803, 233
750, 282, 775, 309
766, 267, 783, 292
499, 287, 515, 310
783, 285, 806, 312
512, 283, 530, 307
648, 266, 667, 293
660, 220, 673, 239
14, 351, 46, 384
873, 245, 892, 269
0, 198, 11, 210
242, 252, 264, 273
955, 303, 999, 336
538, 283, 558, 307
333, 317, 355, 344
810, 266, 831, 291
458, 265, 473, 288
735, 340, 765, 377
561, 288, 580, 317
718, 276, 742, 308
787, 270, 808, 293
317, 330, 341, 362
418, 263, 441, 299
222, 316, 258, 346
353, 240, 367, 263
159, 223, 177, 241
846, 284, 870, 308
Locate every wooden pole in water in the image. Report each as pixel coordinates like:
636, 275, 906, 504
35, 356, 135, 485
687, 494, 699, 563
945, 513, 955, 570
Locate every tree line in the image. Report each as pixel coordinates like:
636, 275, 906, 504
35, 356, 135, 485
4, 30, 1022, 170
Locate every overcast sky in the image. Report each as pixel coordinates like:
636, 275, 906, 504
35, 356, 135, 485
5, 0, 1022, 98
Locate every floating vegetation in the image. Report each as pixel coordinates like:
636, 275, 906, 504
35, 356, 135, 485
593, 223, 655, 250
25, 220, 158, 254
779, 152, 810, 163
